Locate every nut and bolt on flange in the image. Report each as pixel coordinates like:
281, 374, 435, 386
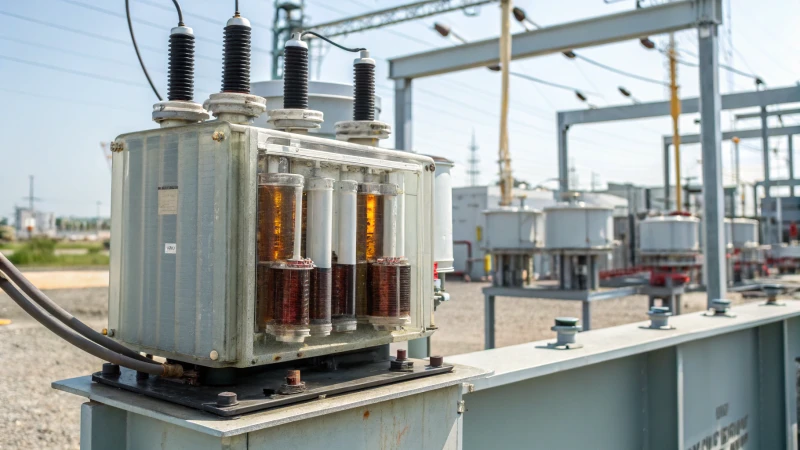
279, 369, 307, 395
643, 306, 675, 330
429, 355, 444, 368
548, 317, 583, 349
705, 299, 736, 317
390, 349, 414, 372
216, 391, 239, 407
101, 363, 120, 377
761, 284, 786, 306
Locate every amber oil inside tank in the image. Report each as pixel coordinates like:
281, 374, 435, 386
355, 183, 383, 322
256, 173, 304, 333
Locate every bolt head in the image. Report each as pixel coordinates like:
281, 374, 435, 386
286, 369, 301, 386
429, 355, 444, 368
216, 391, 238, 407
209, 350, 219, 361
396, 349, 407, 361
101, 363, 120, 377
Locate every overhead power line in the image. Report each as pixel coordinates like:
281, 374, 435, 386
0, 9, 217, 62
574, 54, 668, 86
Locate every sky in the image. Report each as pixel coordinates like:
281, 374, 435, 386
0, 0, 798, 221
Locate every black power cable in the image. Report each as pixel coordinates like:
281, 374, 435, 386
0, 277, 173, 376
0, 253, 151, 363
125, 0, 162, 100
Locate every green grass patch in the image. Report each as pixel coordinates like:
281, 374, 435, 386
8, 238, 108, 267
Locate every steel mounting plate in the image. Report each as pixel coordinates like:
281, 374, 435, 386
92, 358, 452, 417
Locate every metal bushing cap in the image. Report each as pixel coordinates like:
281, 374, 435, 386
152, 100, 210, 124
335, 121, 391, 141
429, 355, 444, 368
206, 92, 267, 119
268, 108, 324, 130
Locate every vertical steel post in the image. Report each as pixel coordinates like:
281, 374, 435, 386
789, 135, 795, 196
558, 114, 569, 194
484, 295, 495, 349
753, 184, 759, 217
698, 21, 727, 305
582, 301, 592, 331
394, 78, 413, 151
762, 106, 771, 197
664, 139, 671, 211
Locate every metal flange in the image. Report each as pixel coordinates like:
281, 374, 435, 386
704, 299, 737, 317
268, 108, 324, 130
548, 317, 583, 349
640, 306, 675, 330
206, 92, 267, 121
335, 120, 391, 141
152, 100, 210, 125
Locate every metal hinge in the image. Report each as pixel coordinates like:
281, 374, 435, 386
457, 400, 466, 414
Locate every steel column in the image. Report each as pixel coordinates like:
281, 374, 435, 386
394, 78, 413, 151
664, 140, 672, 210
582, 301, 592, 331
558, 115, 569, 193
698, 22, 727, 304
762, 106, 771, 197
790, 135, 796, 196
753, 184, 759, 217
485, 295, 495, 349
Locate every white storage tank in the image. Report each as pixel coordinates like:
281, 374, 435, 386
431, 156, 455, 273
731, 218, 759, 248
483, 207, 544, 251
639, 215, 700, 254
697, 218, 734, 251
544, 202, 613, 250
250, 81, 381, 139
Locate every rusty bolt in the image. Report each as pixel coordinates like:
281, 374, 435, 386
216, 391, 238, 407
396, 349, 407, 361
212, 131, 225, 142
430, 355, 444, 368
101, 363, 120, 377
286, 370, 301, 386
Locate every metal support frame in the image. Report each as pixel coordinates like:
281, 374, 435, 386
697, 20, 727, 304
394, 78, 413, 150
389, 0, 719, 79
662, 125, 800, 209
482, 285, 640, 349
736, 107, 800, 120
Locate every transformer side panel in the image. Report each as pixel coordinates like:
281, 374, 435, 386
113, 125, 238, 363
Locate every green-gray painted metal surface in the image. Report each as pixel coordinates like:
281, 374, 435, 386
448, 301, 800, 449
109, 122, 438, 369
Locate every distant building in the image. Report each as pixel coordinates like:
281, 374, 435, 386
14, 207, 56, 237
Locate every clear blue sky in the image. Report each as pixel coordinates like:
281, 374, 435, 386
0, 0, 798, 221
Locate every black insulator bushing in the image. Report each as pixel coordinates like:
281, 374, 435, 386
168, 32, 195, 101
222, 25, 251, 93
283, 45, 309, 109
353, 63, 375, 121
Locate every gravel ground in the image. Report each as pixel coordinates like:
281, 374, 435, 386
0, 288, 107, 450
0, 282, 791, 448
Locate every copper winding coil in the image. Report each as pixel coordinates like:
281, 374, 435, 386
368, 257, 411, 319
